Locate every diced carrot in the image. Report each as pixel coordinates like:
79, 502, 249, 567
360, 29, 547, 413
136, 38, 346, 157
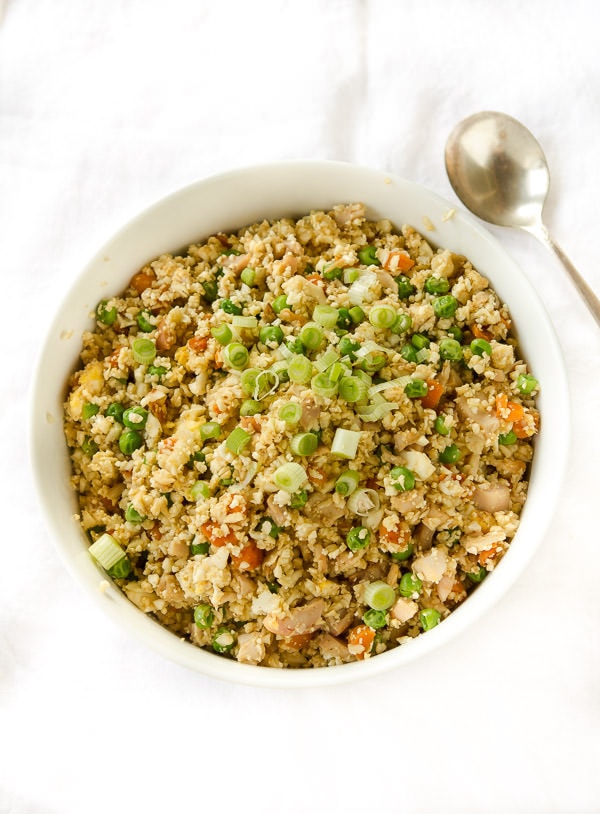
383, 250, 415, 273
129, 269, 156, 293
495, 393, 525, 422
305, 273, 324, 285
379, 521, 411, 548
347, 624, 376, 659
188, 335, 208, 353
420, 379, 444, 410
239, 416, 261, 433
200, 521, 237, 547
308, 466, 327, 486
471, 323, 492, 340
232, 541, 264, 570
513, 412, 537, 439
478, 545, 500, 566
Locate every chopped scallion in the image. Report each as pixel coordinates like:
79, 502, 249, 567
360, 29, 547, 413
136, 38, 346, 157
273, 462, 308, 492
131, 338, 156, 365
364, 580, 396, 610
278, 402, 303, 424
335, 470, 360, 496
313, 305, 339, 328
331, 428, 361, 459
225, 426, 252, 454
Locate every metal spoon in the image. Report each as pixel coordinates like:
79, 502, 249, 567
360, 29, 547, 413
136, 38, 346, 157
445, 110, 600, 326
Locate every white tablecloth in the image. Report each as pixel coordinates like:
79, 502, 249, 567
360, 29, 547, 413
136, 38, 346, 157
2, 1, 599, 812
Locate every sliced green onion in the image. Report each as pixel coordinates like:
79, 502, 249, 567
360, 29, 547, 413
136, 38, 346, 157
322, 265, 343, 281
286, 337, 305, 354
240, 368, 261, 395
331, 428, 361, 459
358, 245, 380, 265
400, 343, 418, 364
290, 490, 308, 509
433, 295, 458, 319
232, 315, 258, 329
272, 295, 288, 314
89, 533, 127, 571
343, 268, 360, 284
470, 338, 492, 357
201, 280, 218, 302
200, 421, 221, 441
211, 324, 233, 345
389, 466, 415, 491
311, 372, 338, 398
253, 369, 279, 400
278, 402, 303, 424
391, 313, 412, 335
349, 271, 378, 306
190, 481, 211, 501
517, 373, 539, 395
96, 300, 117, 325
404, 379, 428, 398
122, 406, 148, 430
225, 426, 252, 454
425, 276, 450, 295
82, 402, 99, 420
329, 361, 347, 382
148, 365, 167, 378
368, 304, 397, 330
212, 628, 236, 653
338, 375, 368, 403
335, 470, 360, 496
119, 429, 143, 455
313, 305, 339, 328
364, 580, 396, 610
132, 338, 156, 365
411, 333, 430, 350
299, 322, 324, 350
363, 609, 387, 629
399, 573, 422, 597
194, 603, 214, 629
220, 299, 243, 315
270, 360, 290, 382
191, 540, 210, 556
338, 336, 360, 358
439, 338, 463, 361
222, 342, 249, 370
240, 399, 263, 416
353, 369, 372, 386
349, 305, 365, 323
108, 558, 131, 579
359, 351, 387, 373
420, 608, 441, 630
356, 402, 399, 422
259, 325, 284, 347
439, 443, 461, 464
368, 376, 411, 396
314, 347, 339, 372
286, 354, 311, 383
415, 348, 430, 364
498, 430, 517, 446
125, 504, 145, 523
397, 275, 415, 299
273, 462, 308, 492
240, 267, 256, 286
290, 432, 318, 456
136, 310, 154, 332
346, 526, 371, 552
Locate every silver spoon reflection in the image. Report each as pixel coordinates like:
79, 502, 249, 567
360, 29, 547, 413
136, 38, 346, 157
445, 111, 600, 327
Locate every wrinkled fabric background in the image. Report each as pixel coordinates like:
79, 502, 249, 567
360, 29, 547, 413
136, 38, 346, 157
2, 1, 599, 812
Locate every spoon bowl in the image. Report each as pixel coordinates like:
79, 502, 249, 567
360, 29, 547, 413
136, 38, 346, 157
445, 111, 600, 325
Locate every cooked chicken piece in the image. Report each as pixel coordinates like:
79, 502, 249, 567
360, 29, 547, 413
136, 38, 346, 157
325, 607, 355, 637
390, 597, 418, 623
315, 633, 352, 662
263, 598, 325, 638
332, 202, 366, 227
266, 494, 291, 527
237, 632, 266, 665
412, 546, 449, 584
414, 522, 434, 551
472, 483, 511, 513
156, 574, 187, 608
304, 493, 345, 526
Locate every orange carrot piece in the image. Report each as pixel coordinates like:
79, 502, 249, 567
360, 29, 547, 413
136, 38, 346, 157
495, 393, 525, 422
348, 624, 376, 659
200, 521, 237, 548
283, 632, 313, 650
232, 542, 264, 570
378, 522, 411, 548
421, 379, 444, 410
383, 250, 415, 273
478, 545, 500, 566
188, 336, 208, 353
471, 324, 492, 340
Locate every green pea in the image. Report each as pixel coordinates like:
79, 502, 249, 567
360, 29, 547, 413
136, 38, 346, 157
467, 567, 487, 584
358, 245, 380, 266
346, 526, 371, 552
201, 280, 218, 302
194, 603, 214, 628
272, 295, 288, 314
363, 609, 387, 629
404, 379, 428, 398
390, 466, 416, 491
105, 403, 125, 423
96, 300, 117, 325
399, 573, 422, 597
191, 541, 209, 556
439, 443, 461, 464
220, 299, 243, 315
517, 373, 539, 395
400, 343, 418, 364
136, 310, 154, 332
259, 325, 284, 346
119, 429, 143, 455
322, 266, 342, 281
290, 490, 308, 509
212, 627, 236, 653
447, 325, 463, 342
338, 336, 360, 358
433, 295, 458, 319
470, 338, 492, 357
122, 406, 149, 430
147, 365, 167, 378
107, 558, 132, 579
81, 437, 98, 456
424, 276, 449, 295
499, 430, 517, 446
439, 338, 463, 361
125, 505, 145, 523
390, 543, 414, 563
434, 415, 451, 436
419, 608, 441, 631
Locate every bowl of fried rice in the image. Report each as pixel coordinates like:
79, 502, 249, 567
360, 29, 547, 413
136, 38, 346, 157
30, 161, 569, 686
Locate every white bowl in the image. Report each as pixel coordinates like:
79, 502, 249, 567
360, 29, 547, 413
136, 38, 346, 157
30, 161, 569, 687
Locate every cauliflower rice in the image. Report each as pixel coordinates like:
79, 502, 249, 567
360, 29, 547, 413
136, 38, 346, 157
63, 203, 539, 668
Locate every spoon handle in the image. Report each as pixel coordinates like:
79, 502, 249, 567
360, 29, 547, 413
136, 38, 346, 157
525, 223, 600, 327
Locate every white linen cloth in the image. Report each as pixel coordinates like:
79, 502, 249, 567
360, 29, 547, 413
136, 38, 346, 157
2, 1, 599, 812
